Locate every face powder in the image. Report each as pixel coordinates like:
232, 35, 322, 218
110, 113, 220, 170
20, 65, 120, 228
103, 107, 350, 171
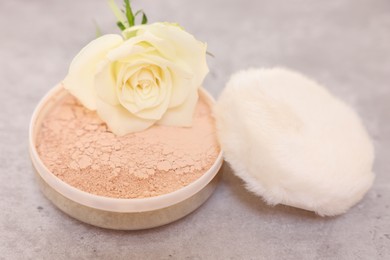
35, 90, 220, 199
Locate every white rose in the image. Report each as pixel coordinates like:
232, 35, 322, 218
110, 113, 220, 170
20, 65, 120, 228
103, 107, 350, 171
63, 22, 209, 135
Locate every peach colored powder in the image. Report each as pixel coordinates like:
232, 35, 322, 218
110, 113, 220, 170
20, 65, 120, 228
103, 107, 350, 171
36, 92, 220, 199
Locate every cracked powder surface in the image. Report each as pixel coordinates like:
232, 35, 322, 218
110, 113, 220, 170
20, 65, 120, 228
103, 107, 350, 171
36, 92, 220, 199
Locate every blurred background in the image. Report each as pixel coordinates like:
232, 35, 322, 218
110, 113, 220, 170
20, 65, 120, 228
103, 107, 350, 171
0, 0, 389, 259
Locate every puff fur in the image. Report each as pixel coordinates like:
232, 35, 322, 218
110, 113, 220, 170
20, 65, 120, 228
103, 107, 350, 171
214, 68, 374, 216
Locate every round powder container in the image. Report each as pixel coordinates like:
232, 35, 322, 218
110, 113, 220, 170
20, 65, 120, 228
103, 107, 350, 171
29, 84, 223, 230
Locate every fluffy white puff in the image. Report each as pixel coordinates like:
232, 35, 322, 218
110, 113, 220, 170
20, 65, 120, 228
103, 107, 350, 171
214, 68, 375, 216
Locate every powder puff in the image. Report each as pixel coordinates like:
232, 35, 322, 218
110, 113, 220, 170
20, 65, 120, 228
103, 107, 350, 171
214, 68, 375, 216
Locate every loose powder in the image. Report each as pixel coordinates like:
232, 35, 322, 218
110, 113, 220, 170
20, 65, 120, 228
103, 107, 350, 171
36, 91, 220, 199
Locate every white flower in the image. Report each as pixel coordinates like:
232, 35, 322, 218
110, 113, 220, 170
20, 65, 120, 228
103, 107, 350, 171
63, 22, 209, 135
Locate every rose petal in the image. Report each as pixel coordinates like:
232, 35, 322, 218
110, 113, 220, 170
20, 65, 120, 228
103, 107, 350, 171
137, 68, 154, 81
124, 23, 208, 109
96, 99, 155, 136
63, 34, 123, 110
144, 23, 209, 87
116, 56, 174, 119
132, 78, 171, 120
133, 53, 194, 108
122, 70, 171, 120
107, 31, 175, 62
167, 65, 193, 108
158, 89, 199, 127
94, 60, 120, 106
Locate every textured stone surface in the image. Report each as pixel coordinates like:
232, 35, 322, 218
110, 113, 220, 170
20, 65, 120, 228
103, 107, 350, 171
0, 0, 389, 259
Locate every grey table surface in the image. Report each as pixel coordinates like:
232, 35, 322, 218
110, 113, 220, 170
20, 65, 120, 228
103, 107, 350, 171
1, 0, 389, 259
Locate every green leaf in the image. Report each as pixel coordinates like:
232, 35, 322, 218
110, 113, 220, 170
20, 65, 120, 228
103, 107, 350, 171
108, 0, 148, 31
141, 12, 148, 24
134, 9, 142, 16
135, 9, 148, 24
124, 0, 135, 27
206, 51, 215, 58
117, 21, 126, 31
107, 0, 126, 25
93, 19, 103, 37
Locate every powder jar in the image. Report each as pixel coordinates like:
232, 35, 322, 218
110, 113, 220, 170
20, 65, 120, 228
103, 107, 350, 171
29, 84, 223, 230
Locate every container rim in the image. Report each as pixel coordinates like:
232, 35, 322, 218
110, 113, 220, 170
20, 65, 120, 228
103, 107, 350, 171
29, 84, 223, 213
